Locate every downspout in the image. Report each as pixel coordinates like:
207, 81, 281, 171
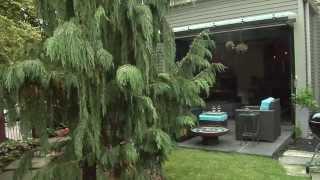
294, 0, 311, 138
304, 0, 312, 88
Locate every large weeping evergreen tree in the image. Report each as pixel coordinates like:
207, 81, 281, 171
1, 0, 224, 179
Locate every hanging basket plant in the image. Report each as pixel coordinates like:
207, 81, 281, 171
225, 41, 235, 51
235, 42, 248, 54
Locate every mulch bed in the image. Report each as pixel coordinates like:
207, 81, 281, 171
287, 137, 320, 152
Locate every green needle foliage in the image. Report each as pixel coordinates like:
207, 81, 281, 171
0, 0, 41, 64
1, 0, 225, 179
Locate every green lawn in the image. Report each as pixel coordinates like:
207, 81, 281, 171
165, 148, 310, 180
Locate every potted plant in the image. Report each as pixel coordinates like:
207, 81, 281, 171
293, 88, 319, 138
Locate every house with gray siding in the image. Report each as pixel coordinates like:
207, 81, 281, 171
167, 0, 320, 138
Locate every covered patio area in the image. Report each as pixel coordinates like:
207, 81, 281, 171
178, 120, 293, 157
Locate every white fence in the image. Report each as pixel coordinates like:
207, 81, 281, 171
5, 121, 23, 140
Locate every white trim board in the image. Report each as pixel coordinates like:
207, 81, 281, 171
172, 11, 297, 32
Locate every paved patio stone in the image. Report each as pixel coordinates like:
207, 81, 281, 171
279, 150, 315, 166
178, 120, 293, 157
312, 173, 320, 180
281, 164, 309, 177
279, 156, 312, 165
279, 149, 320, 178
283, 150, 314, 158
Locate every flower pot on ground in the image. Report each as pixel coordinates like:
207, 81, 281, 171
293, 88, 319, 139
295, 105, 312, 138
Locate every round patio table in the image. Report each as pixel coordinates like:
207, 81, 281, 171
191, 126, 229, 145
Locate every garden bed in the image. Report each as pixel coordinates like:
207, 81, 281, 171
287, 138, 320, 152
0, 140, 36, 173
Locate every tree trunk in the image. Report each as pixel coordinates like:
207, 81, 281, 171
0, 111, 6, 143
82, 161, 96, 180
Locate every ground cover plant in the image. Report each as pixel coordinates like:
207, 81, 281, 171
0, 140, 36, 172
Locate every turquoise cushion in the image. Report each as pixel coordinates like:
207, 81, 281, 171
260, 97, 274, 111
199, 112, 228, 122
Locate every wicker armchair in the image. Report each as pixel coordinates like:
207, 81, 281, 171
235, 99, 281, 142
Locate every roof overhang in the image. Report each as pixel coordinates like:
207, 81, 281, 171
172, 11, 297, 33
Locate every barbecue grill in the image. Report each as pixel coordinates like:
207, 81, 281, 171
306, 113, 320, 174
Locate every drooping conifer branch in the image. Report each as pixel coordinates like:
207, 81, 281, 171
1, 0, 225, 179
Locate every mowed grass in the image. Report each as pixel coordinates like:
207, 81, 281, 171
165, 148, 310, 180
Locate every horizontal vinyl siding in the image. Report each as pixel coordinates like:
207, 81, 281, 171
167, 0, 298, 28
